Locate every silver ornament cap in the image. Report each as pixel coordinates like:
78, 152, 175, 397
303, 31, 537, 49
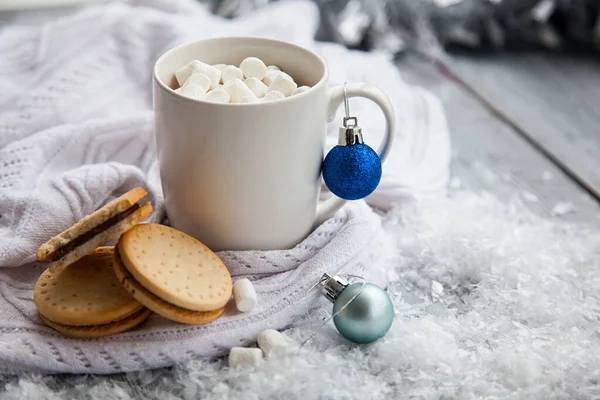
319, 273, 349, 303
338, 116, 364, 146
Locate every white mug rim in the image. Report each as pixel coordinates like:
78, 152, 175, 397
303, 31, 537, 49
153, 36, 329, 107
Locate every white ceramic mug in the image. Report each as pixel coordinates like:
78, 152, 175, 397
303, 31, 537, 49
153, 37, 395, 251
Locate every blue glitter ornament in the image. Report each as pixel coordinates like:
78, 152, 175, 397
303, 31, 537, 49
323, 142, 382, 200
322, 84, 382, 200
319, 274, 394, 344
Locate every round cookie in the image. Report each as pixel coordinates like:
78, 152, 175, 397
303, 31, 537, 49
34, 247, 144, 326
40, 308, 152, 338
117, 224, 232, 312
113, 250, 225, 324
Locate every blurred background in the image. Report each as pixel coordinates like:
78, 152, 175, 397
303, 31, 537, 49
2, 0, 600, 223
3, 0, 600, 55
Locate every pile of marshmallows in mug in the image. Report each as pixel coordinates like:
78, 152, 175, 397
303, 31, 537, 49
173, 57, 310, 103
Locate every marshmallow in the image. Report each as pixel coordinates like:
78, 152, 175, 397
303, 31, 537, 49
268, 73, 297, 97
212, 65, 227, 85
175, 60, 221, 88
233, 279, 257, 311
175, 61, 198, 86
257, 329, 288, 358
261, 91, 285, 102
221, 65, 244, 84
240, 95, 260, 104
183, 73, 211, 93
228, 347, 263, 368
266, 65, 281, 72
244, 77, 269, 98
262, 70, 280, 86
205, 88, 230, 103
240, 57, 267, 80
291, 86, 310, 96
223, 79, 256, 103
179, 84, 206, 101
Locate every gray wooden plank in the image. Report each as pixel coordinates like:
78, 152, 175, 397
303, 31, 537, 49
397, 55, 600, 223
446, 52, 600, 199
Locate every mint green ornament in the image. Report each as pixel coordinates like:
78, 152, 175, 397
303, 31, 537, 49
320, 274, 394, 344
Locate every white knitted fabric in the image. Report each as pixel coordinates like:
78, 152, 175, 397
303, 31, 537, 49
0, 0, 450, 374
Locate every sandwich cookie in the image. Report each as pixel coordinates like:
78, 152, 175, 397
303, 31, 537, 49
34, 247, 152, 338
36, 187, 153, 272
113, 223, 232, 324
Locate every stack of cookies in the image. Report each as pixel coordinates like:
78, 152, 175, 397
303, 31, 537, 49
34, 187, 233, 338
35, 247, 153, 338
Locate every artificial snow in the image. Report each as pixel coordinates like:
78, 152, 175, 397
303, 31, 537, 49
2, 191, 599, 399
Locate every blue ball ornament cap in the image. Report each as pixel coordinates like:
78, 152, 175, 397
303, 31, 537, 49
319, 274, 394, 344
322, 115, 382, 201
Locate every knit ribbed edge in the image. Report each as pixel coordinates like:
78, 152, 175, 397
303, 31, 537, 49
0, 237, 388, 375
0, 203, 388, 374
0, 206, 357, 339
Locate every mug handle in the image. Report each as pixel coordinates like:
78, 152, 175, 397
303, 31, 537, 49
314, 82, 396, 225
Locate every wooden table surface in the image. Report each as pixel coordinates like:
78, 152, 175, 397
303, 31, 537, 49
397, 53, 600, 224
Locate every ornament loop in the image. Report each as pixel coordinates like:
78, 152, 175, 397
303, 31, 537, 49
343, 81, 350, 118
308, 273, 331, 293
343, 116, 358, 128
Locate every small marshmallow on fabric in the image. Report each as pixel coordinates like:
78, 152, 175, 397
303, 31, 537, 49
266, 65, 281, 72
175, 60, 221, 88
205, 88, 230, 103
291, 86, 310, 96
268, 72, 297, 97
221, 65, 243, 84
223, 79, 256, 103
257, 329, 289, 358
228, 347, 263, 368
233, 278, 257, 311
183, 73, 211, 93
179, 84, 206, 100
244, 77, 269, 98
262, 91, 285, 102
240, 57, 267, 80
